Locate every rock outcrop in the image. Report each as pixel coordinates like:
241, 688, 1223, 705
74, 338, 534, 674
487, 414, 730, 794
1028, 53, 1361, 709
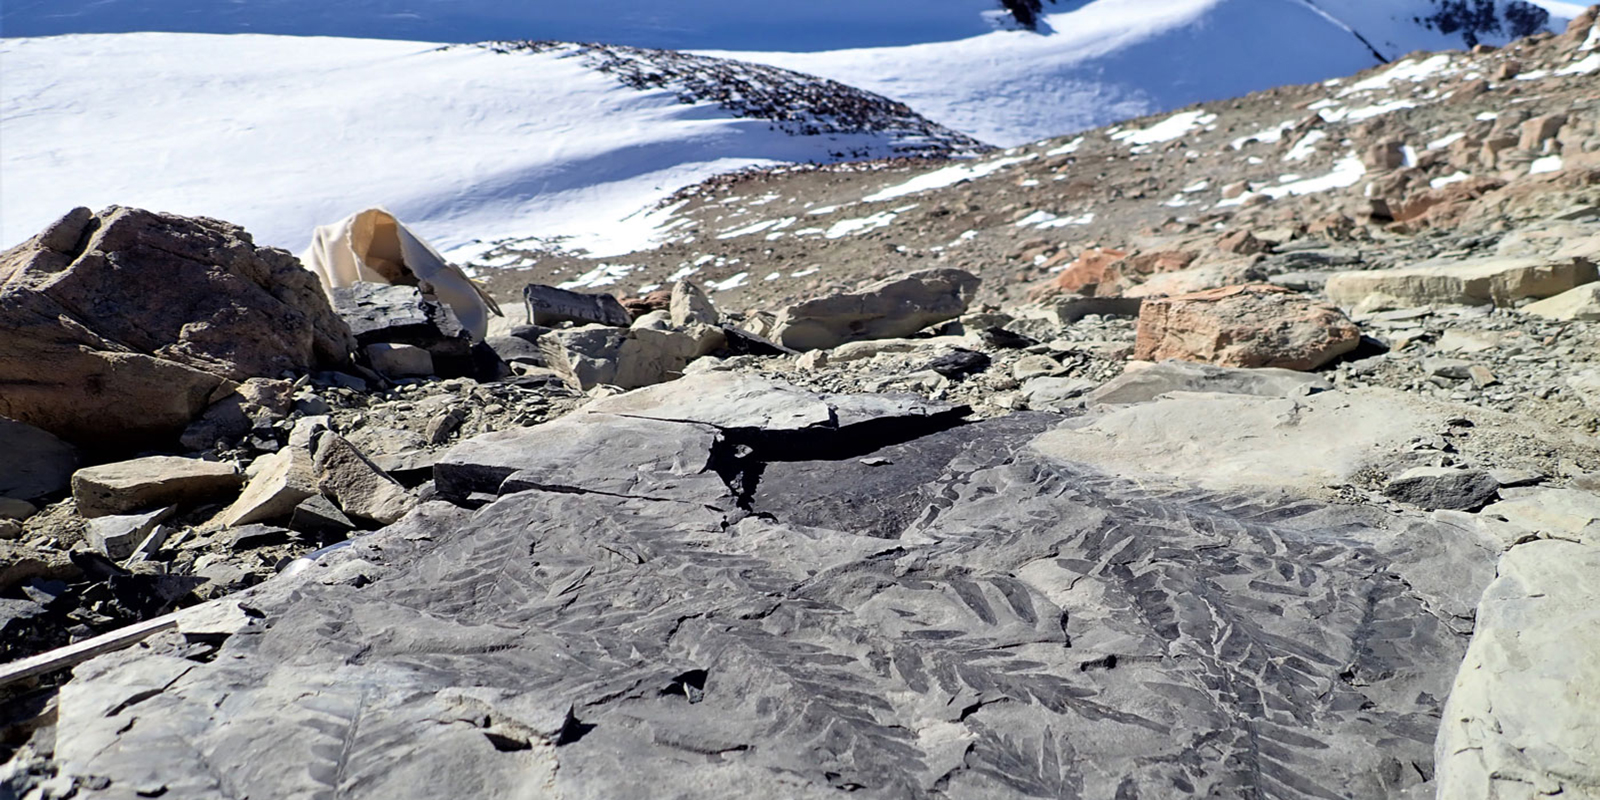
1324, 255, 1597, 312
1435, 539, 1600, 799
0, 207, 353, 450
48, 374, 1498, 799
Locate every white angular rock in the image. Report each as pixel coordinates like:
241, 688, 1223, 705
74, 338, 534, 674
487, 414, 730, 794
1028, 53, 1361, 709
1435, 539, 1600, 799
85, 506, 174, 560
71, 456, 242, 518
1479, 488, 1600, 545
1324, 255, 1596, 311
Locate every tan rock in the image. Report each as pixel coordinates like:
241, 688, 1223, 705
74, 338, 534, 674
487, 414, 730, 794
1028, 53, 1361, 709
1523, 282, 1600, 321
0, 207, 353, 450
1324, 255, 1597, 311
1519, 114, 1567, 152
669, 279, 719, 327
1133, 284, 1361, 370
72, 456, 242, 518
209, 446, 319, 528
314, 432, 415, 525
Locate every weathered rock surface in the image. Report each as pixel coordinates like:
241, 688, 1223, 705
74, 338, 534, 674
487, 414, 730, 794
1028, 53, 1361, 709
1435, 539, 1600, 799
1480, 488, 1600, 544
314, 432, 416, 525
538, 324, 722, 390
0, 417, 77, 501
772, 268, 980, 351
71, 456, 242, 518
521, 283, 631, 328
1035, 388, 1436, 495
365, 342, 435, 378
51, 377, 1498, 799
1523, 281, 1600, 321
86, 506, 174, 560
1132, 284, 1361, 370
0, 206, 353, 449
333, 282, 475, 375
1324, 255, 1597, 311
1087, 360, 1331, 405
1384, 466, 1500, 510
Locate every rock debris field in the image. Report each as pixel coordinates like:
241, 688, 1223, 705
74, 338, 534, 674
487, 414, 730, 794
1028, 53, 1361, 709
4, 11, 1600, 800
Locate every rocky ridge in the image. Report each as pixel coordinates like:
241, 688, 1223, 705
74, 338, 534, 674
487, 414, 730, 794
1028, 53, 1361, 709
2, 11, 1600, 800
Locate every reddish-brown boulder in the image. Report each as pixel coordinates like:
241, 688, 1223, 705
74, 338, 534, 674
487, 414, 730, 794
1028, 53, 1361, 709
1133, 284, 1361, 371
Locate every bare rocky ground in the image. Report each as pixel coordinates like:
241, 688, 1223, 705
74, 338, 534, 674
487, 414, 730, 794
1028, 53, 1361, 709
2, 12, 1600, 800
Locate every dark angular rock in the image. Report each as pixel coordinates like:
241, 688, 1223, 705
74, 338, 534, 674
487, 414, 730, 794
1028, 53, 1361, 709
521, 284, 631, 328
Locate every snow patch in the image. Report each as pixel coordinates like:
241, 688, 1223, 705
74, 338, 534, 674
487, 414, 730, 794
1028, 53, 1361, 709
1283, 130, 1327, 161
1110, 109, 1218, 146
862, 156, 1030, 203
1529, 155, 1563, 174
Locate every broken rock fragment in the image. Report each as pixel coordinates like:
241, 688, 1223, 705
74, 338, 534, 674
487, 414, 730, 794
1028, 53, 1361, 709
71, 456, 242, 518
314, 432, 415, 525
1324, 254, 1596, 311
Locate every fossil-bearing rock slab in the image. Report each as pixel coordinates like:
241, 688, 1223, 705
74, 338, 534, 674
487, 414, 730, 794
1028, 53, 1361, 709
51, 377, 1497, 799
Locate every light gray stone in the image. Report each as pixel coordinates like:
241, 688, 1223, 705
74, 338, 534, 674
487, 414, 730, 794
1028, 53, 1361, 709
86, 506, 175, 560
1020, 376, 1097, 411
772, 268, 980, 351
71, 456, 242, 518
669, 279, 719, 326
1324, 255, 1597, 311
1383, 466, 1499, 511
1435, 539, 1600, 799
1479, 488, 1600, 545
1086, 360, 1330, 405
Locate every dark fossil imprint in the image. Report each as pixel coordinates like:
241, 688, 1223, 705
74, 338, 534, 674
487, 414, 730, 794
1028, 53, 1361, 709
53, 382, 1492, 799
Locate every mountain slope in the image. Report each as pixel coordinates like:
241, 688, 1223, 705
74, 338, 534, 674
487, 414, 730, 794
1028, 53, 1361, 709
0, 34, 980, 254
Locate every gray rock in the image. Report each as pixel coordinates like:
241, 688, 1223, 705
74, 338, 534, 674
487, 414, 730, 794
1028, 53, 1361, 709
333, 282, 472, 369
669, 279, 719, 326
0, 417, 77, 502
521, 283, 630, 328
0, 206, 353, 449
1522, 281, 1600, 321
1011, 354, 1067, 380
179, 378, 295, 452
1435, 539, 1600, 799
289, 494, 357, 536
0, 497, 38, 521
1479, 488, 1600, 544
72, 456, 242, 518
1384, 466, 1499, 511
52, 381, 1496, 800
1325, 255, 1597, 311
773, 268, 980, 351
538, 324, 721, 390
1021, 376, 1098, 411
1087, 360, 1331, 405
86, 506, 175, 560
